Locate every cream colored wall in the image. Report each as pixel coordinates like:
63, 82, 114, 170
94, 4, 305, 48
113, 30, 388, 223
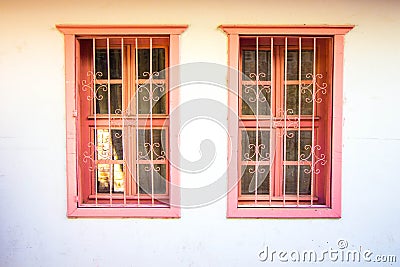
1, 0, 399, 266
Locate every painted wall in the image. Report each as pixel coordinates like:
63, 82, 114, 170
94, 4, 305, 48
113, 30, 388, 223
1, 0, 399, 266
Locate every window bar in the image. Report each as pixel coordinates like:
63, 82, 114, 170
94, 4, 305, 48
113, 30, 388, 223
255, 36, 259, 205
297, 37, 302, 206
107, 38, 112, 205
269, 37, 274, 206
149, 38, 155, 206
121, 37, 126, 206
93, 38, 98, 206
135, 38, 140, 205
283, 37, 288, 206
310, 38, 316, 206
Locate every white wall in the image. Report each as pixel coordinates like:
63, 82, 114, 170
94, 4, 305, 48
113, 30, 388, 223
0, 0, 399, 266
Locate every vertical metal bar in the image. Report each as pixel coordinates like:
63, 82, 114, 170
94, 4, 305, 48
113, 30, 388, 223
135, 38, 140, 205
93, 38, 98, 206
107, 38, 112, 205
149, 38, 155, 206
255, 37, 259, 204
121, 37, 126, 206
269, 37, 273, 206
283, 37, 288, 206
310, 38, 316, 206
297, 38, 302, 206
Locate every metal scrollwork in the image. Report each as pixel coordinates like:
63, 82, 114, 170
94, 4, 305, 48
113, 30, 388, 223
301, 73, 328, 104
243, 72, 271, 104
82, 142, 96, 172
81, 71, 108, 101
138, 142, 166, 161
243, 144, 270, 161
144, 164, 161, 172
299, 145, 327, 175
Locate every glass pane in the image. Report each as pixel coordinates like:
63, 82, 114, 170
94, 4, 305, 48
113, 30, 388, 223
96, 129, 123, 160
242, 50, 271, 81
284, 165, 311, 195
285, 130, 312, 161
138, 164, 167, 194
138, 129, 166, 160
96, 163, 125, 193
240, 165, 270, 195
138, 48, 166, 79
97, 163, 110, 193
95, 84, 123, 114
285, 85, 313, 115
286, 50, 314, 80
241, 130, 270, 161
113, 164, 125, 193
137, 83, 166, 114
241, 85, 271, 115
111, 130, 123, 160
95, 49, 122, 79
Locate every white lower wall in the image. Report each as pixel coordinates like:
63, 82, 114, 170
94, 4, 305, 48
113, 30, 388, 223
0, 0, 399, 266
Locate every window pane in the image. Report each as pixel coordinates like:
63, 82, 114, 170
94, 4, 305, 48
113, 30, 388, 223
241, 130, 270, 161
285, 85, 313, 115
138, 164, 167, 194
96, 129, 123, 160
138, 48, 166, 79
95, 84, 122, 114
240, 165, 270, 195
95, 49, 122, 79
286, 50, 314, 81
96, 163, 125, 193
137, 83, 166, 114
113, 164, 125, 193
284, 165, 311, 195
138, 129, 166, 160
242, 50, 271, 81
285, 130, 312, 161
241, 85, 271, 115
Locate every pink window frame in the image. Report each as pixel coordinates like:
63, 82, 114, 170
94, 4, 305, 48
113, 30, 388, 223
221, 25, 354, 218
57, 25, 187, 218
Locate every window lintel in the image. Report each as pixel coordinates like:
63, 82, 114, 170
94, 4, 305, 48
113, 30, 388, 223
56, 24, 188, 35
219, 25, 355, 35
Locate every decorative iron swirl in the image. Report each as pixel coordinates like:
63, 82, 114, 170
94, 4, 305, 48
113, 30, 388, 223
81, 71, 108, 101
243, 72, 270, 104
275, 108, 299, 138
82, 142, 95, 171
142, 71, 160, 79
137, 84, 165, 102
301, 73, 328, 104
248, 165, 266, 174
299, 145, 327, 174
243, 84, 271, 103
144, 164, 161, 172
243, 144, 270, 161
112, 109, 136, 139
138, 142, 166, 160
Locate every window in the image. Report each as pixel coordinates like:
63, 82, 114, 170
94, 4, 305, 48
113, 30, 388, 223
57, 25, 187, 217
221, 25, 353, 218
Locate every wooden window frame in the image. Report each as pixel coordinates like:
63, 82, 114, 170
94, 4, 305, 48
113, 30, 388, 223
221, 25, 354, 218
57, 25, 187, 218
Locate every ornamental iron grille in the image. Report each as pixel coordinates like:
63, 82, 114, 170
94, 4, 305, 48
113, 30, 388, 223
239, 36, 332, 207
78, 37, 170, 207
